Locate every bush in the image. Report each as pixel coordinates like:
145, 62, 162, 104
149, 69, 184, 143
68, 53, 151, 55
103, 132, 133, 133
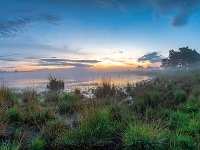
47, 75, 64, 91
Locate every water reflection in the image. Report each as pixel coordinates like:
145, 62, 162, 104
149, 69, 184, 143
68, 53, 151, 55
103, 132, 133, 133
0, 70, 151, 92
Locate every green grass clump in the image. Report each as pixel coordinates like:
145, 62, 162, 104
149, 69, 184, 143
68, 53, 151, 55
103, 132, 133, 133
109, 105, 122, 122
0, 141, 20, 150
42, 120, 69, 148
56, 108, 114, 149
94, 79, 116, 99
6, 107, 21, 121
0, 87, 16, 108
123, 124, 167, 150
180, 119, 200, 135
166, 111, 190, 130
21, 88, 37, 103
174, 90, 187, 104
28, 138, 45, 150
58, 101, 73, 115
57, 93, 76, 115
45, 91, 60, 102
62, 93, 75, 101
169, 132, 198, 150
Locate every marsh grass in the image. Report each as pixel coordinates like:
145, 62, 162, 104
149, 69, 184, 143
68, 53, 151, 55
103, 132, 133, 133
123, 123, 167, 150
21, 87, 37, 103
41, 119, 69, 148
0, 141, 20, 150
28, 138, 45, 150
1, 69, 200, 149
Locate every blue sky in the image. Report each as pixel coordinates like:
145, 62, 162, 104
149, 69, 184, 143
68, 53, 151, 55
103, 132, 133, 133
1, 0, 200, 71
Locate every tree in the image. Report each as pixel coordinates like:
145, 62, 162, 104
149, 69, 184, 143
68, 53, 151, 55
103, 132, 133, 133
161, 47, 200, 69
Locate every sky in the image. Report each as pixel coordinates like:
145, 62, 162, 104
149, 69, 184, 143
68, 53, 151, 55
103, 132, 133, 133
1, 0, 200, 71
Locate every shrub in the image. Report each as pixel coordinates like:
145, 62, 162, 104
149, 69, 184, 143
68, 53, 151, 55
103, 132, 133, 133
123, 124, 167, 150
47, 75, 64, 91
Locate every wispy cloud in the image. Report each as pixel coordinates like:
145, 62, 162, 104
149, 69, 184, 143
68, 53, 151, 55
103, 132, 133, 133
40, 58, 100, 63
0, 13, 60, 38
137, 52, 163, 63
29, 58, 101, 68
0, 54, 20, 62
94, 0, 128, 14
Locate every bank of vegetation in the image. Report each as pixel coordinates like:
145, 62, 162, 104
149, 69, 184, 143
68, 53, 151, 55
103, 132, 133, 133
0, 69, 200, 150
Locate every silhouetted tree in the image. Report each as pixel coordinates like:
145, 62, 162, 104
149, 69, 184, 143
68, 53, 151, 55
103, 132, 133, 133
161, 47, 200, 69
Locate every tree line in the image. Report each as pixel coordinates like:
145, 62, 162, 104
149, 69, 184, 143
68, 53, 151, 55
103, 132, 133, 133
161, 46, 200, 69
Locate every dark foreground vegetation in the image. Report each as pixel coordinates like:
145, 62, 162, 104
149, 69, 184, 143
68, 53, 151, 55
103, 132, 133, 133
0, 69, 200, 150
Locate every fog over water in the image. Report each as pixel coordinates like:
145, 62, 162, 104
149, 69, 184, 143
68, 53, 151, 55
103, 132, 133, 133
0, 69, 150, 92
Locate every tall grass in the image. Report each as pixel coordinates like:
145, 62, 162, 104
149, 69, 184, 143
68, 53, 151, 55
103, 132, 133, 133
1, 69, 200, 149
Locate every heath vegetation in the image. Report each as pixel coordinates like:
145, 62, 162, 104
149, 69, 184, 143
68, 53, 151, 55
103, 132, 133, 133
0, 69, 200, 150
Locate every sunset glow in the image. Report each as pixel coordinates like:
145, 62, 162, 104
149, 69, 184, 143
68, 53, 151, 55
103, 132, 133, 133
1, 0, 200, 72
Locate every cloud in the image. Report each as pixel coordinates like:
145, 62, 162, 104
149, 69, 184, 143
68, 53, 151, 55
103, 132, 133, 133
137, 52, 163, 63
30, 58, 100, 68
149, 0, 200, 27
95, 0, 200, 27
40, 58, 100, 63
0, 54, 20, 62
0, 13, 60, 38
94, 0, 128, 14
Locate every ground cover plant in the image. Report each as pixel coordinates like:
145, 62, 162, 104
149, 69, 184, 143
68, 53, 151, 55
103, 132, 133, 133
0, 69, 200, 149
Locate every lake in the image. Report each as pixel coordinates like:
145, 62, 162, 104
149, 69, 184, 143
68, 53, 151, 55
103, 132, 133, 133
0, 69, 151, 92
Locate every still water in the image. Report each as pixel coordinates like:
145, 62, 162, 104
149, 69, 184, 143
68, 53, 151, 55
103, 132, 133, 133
0, 69, 150, 92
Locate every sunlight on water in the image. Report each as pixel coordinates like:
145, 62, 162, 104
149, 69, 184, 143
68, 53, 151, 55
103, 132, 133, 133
0, 70, 151, 92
